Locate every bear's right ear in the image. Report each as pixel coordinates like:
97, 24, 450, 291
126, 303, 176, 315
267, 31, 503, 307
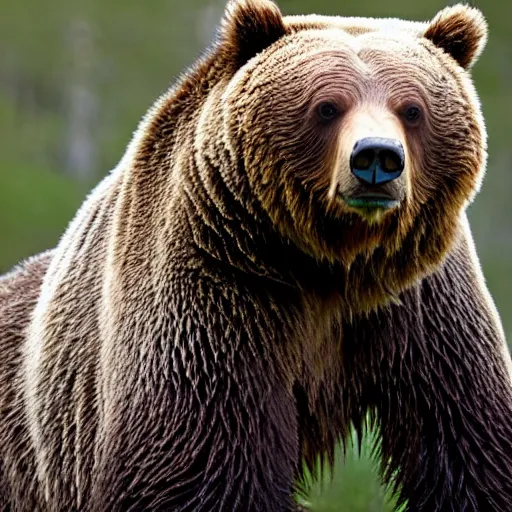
218, 0, 287, 73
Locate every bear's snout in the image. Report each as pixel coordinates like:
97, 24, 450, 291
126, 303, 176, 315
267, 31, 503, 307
350, 137, 405, 186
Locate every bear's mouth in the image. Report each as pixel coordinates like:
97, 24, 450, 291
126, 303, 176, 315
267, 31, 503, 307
341, 193, 400, 211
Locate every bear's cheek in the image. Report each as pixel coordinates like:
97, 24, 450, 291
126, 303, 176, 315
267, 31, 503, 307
242, 116, 334, 200
404, 120, 483, 211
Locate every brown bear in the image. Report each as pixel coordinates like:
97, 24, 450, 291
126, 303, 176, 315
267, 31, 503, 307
1, 0, 511, 510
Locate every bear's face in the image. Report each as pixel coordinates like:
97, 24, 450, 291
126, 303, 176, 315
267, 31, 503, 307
212, 1, 487, 267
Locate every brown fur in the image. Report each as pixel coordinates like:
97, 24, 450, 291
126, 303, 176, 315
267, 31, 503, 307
1, 1, 511, 511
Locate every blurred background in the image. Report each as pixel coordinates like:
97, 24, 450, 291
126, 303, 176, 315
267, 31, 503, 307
0, 0, 510, 510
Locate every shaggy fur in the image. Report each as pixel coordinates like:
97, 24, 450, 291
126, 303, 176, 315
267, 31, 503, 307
1, 1, 511, 511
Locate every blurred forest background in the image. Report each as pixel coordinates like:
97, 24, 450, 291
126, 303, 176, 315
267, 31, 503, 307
0, 0, 510, 510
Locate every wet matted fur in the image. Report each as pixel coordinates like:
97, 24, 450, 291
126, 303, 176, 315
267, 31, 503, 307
1, 1, 511, 511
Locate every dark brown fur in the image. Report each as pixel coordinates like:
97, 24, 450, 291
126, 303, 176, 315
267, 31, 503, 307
0, 1, 511, 511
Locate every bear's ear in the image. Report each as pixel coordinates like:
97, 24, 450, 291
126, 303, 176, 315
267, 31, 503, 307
423, 4, 488, 70
218, 0, 287, 72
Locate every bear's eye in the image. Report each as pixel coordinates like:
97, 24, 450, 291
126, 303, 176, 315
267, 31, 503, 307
403, 105, 422, 124
317, 102, 340, 122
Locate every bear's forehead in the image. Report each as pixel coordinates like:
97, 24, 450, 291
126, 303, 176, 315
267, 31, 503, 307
256, 28, 438, 85
274, 15, 436, 66
284, 28, 429, 62
229, 14, 458, 102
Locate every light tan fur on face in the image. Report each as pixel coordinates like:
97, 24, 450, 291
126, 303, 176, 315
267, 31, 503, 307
327, 106, 410, 223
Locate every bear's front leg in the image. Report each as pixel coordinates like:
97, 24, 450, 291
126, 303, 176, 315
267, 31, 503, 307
345, 222, 512, 511
89, 289, 301, 512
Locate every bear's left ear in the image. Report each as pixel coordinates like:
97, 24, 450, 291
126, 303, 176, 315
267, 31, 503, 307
424, 4, 488, 70
219, 0, 288, 73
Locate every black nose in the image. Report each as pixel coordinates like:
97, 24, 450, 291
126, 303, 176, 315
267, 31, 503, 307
350, 137, 405, 185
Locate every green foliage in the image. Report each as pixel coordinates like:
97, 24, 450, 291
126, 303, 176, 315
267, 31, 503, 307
301, 434, 399, 512
0, 162, 86, 273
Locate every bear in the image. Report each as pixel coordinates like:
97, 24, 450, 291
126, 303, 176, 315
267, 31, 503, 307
1, 0, 512, 510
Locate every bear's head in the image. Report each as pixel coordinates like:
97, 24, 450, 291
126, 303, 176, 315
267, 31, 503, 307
195, 0, 487, 282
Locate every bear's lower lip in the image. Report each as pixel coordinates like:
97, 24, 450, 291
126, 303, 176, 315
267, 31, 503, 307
342, 195, 400, 210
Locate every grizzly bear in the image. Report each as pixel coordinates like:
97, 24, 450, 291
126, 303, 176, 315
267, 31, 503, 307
1, 0, 511, 510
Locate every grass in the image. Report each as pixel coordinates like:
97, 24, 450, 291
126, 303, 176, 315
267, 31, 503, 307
303, 432, 399, 512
